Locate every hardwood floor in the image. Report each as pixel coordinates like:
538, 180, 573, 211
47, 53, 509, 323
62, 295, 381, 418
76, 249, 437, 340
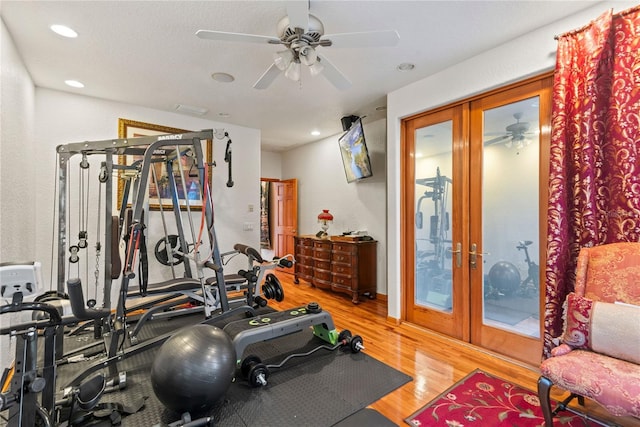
268, 270, 640, 427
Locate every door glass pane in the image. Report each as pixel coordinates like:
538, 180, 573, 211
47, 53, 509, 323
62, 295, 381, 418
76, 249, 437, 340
415, 121, 453, 312
482, 97, 540, 337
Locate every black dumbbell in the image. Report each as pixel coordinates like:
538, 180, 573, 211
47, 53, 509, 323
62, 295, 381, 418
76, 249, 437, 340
240, 355, 269, 387
337, 329, 365, 353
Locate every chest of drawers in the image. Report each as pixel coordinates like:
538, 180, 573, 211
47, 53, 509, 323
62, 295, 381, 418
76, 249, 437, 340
294, 235, 377, 304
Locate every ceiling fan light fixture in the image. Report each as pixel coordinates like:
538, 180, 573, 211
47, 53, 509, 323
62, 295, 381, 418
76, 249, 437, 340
196, 5, 397, 90
274, 50, 293, 71
308, 59, 324, 76
299, 45, 317, 66
284, 60, 301, 81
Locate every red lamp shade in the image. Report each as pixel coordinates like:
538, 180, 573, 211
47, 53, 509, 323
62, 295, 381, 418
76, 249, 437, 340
317, 209, 334, 222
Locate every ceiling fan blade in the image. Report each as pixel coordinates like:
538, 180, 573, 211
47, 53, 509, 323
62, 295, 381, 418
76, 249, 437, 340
323, 30, 400, 48
317, 54, 351, 90
253, 64, 282, 90
484, 135, 510, 146
286, 0, 310, 31
196, 30, 280, 45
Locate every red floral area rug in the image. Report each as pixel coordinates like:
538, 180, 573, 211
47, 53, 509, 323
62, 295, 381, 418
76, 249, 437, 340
405, 369, 607, 426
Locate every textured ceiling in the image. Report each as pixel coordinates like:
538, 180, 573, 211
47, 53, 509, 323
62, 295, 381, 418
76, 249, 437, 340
1, 1, 602, 151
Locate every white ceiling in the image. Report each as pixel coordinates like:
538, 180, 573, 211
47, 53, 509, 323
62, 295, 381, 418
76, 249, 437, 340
1, 1, 600, 151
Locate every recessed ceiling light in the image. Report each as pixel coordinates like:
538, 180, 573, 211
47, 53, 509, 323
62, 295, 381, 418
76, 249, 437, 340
64, 80, 84, 88
50, 24, 78, 38
211, 72, 235, 83
311, 130, 320, 136
397, 63, 415, 72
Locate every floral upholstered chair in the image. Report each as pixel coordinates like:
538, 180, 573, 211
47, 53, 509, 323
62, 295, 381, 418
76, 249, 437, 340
538, 242, 640, 426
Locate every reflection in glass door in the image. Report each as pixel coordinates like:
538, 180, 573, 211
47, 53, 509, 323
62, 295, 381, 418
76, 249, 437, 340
481, 98, 540, 337
415, 123, 453, 313
404, 106, 468, 341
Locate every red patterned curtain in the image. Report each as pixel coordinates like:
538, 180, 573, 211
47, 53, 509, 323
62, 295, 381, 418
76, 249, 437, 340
544, 6, 640, 357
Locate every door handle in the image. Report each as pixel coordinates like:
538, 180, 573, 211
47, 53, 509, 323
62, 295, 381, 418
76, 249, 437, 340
469, 243, 490, 269
449, 242, 462, 268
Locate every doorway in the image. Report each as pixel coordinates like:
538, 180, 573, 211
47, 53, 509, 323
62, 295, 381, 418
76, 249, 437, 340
260, 178, 297, 272
401, 76, 551, 365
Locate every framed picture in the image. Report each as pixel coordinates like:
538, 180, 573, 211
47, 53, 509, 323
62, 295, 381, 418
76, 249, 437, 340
117, 118, 212, 211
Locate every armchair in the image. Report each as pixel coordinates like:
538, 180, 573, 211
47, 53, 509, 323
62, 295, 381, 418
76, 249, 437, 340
538, 242, 640, 426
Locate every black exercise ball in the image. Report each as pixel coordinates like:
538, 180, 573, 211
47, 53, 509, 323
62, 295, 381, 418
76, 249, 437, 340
151, 324, 236, 414
488, 261, 521, 296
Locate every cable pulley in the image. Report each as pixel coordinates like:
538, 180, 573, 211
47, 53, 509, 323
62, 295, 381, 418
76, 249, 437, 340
78, 231, 88, 249
69, 245, 80, 263
98, 164, 109, 183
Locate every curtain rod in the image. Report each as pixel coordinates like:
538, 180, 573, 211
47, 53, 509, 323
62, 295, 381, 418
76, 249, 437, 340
554, 4, 640, 40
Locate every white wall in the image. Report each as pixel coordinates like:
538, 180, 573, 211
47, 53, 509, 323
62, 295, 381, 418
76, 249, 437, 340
32, 89, 261, 306
0, 18, 36, 263
260, 150, 282, 179
0, 17, 37, 371
385, 1, 634, 319
280, 119, 387, 295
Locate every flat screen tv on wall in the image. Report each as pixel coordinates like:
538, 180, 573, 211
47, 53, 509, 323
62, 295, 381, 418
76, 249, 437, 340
338, 119, 373, 183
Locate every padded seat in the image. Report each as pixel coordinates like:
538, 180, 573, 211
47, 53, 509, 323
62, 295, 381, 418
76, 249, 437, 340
540, 349, 640, 416
127, 278, 200, 298
205, 274, 245, 286
127, 275, 247, 298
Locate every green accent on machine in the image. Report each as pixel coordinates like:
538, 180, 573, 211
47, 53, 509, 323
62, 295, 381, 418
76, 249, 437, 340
313, 324, 340, 345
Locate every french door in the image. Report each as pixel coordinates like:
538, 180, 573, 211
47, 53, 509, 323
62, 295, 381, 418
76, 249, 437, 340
402, 76, 551, 365
403, 105, 469, 340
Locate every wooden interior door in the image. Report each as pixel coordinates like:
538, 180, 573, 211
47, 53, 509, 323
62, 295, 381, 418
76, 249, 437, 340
402, 105, 469, 341
273, 179, 297, 272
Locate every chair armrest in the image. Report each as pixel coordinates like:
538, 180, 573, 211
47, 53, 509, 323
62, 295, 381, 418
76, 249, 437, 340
550, 343, 573, 357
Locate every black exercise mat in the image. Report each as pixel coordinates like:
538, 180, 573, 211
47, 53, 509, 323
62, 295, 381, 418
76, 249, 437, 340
55, 308, 412, 426
333, 408, 398, 427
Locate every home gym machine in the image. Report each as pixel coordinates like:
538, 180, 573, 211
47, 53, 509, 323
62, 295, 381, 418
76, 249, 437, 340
52, 129, 262, 389
415, 167, 453, 308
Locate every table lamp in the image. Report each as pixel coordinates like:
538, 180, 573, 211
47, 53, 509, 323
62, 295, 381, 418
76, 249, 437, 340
317, 209, 334, 238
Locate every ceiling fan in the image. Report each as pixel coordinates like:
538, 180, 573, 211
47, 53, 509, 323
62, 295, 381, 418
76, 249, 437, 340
484, 112, 534, 148
195, 1, 400, 90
